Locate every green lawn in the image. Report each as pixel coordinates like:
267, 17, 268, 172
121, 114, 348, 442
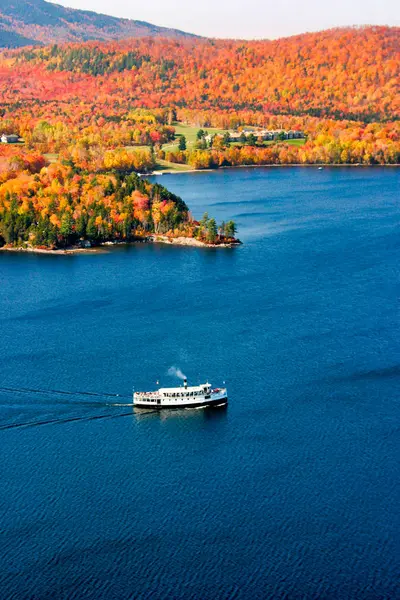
162, 123, 230, 153
286, 138, 306, 147
165, 125, 307, 152
155, 159, 193, 172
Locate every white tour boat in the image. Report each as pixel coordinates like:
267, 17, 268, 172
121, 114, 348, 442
133, 378, 227, 409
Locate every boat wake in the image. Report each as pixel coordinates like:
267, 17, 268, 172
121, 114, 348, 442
0, 411, 132, 431
0, 385, 130, 399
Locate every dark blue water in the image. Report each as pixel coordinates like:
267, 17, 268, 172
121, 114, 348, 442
1, 167, 399, 599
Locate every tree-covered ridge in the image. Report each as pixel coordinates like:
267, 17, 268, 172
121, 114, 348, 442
0, 0, 196, 48
0, 155, 193, 248
4, 26, 399, 121
38, 47, 152, 76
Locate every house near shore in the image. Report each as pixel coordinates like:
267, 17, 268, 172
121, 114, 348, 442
1, 134, 20, 144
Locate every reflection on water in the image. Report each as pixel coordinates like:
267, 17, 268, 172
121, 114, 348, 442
133, 403, 228, 423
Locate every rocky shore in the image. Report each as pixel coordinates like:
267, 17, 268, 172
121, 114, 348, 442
148, 235, 242, 248
0, 235, 242, 254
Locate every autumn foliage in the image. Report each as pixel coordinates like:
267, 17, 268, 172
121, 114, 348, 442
2, 26, 398, 121
0, 26, 398, 247
0, 161, 190, 248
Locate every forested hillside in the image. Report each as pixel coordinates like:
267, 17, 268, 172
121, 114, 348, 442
0, 26, 399, 248
4, 26, 398, 120
0, 0, 195, 48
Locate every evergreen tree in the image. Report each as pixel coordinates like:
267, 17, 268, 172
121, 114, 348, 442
75, 214, 87, 238
207, 218, 217, 242
60, 211, 74, 246
200, 212, 209, 230
224, 220, 237, 238
86, 217, 98, 241
223, 132, 231, 147
178, 135, 187, 151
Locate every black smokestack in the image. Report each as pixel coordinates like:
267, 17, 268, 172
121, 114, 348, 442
184, 378, 188, 389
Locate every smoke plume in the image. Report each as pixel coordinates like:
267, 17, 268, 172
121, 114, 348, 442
167, 366, 187, 380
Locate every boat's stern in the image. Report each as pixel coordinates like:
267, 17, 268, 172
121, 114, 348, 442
133, 391, 161, 407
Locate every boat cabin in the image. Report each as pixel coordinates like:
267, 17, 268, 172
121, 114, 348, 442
159, 383, 212, 398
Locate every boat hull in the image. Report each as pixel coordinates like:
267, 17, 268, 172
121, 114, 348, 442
134, 396, 228, 410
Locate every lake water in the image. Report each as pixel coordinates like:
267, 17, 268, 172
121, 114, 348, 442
1, 167, 399, 599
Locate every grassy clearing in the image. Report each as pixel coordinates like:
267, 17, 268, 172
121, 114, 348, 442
163, 123, 229, 152
286, 138, 306, 147
155, 159, 193, 172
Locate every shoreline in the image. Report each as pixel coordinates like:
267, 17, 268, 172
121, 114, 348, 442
0, 236, 242, 255
149, 235, 241, 248
150, 163, 400, 175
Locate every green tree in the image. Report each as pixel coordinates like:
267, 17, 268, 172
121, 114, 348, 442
196, 129, 205, 140
207, 218, 217, 242
223, 132, 231, 147
224, 220, 237, 238
247, 133, 257, 146
60, 211, 74, 246
86, 217, 98, 241
200, 212, 209, 230
178, 135, 187, 151
75, 214, 87, 238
